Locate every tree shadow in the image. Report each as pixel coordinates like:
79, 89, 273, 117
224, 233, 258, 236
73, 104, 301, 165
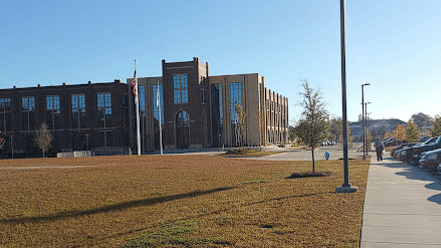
87, 191, 332, 247
0, 186, 234, 224
380, 157, 441, 205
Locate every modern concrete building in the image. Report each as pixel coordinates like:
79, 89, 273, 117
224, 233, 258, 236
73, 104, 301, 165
129, 57, 289, 152
0, 57, 288, 157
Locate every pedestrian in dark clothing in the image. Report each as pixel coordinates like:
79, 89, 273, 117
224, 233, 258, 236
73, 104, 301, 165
374, 139, 384, 161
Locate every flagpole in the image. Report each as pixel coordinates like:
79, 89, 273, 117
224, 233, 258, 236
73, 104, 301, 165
134, 60, 141, 155
157, 80, 163, 155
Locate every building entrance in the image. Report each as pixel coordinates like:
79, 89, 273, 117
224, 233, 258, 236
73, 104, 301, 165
176, 111, 190, 149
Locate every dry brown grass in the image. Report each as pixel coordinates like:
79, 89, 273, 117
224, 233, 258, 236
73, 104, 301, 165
0, 155, 369, 247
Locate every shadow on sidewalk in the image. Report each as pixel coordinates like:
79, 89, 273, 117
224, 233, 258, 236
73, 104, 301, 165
377, 157, 441, 205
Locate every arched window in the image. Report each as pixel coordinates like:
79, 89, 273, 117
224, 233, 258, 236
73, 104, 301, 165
176, 111, 190, 149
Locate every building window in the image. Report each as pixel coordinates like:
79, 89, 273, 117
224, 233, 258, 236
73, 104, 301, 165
230, 82, 242, 123
211, 84, 222, 146
139, 85, 146, 112
230, 82, 242, 146
153, 84, 164, 124
176, 111, 190, 149
72, 94, 86, 129
22, 97, 35, 131
138, 84, 146, 127
46, 96, 60, 129
173, 74, 188, 103
0, 98, 11, 132
123, 93, 129, 127
200, 76, 206, 103
97, 93, 112, 127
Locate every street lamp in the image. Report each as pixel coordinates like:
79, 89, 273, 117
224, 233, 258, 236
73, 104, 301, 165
361, 83, 370, 160
336, 0, 358, 193
365, 102, 371, 155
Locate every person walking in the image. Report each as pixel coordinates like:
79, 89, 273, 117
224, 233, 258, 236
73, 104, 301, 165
374, 138, 384, 161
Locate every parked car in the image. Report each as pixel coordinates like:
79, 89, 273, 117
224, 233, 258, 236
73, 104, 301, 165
390, 142, 416, 158
384, 138, 399, 147
401, 135, 441, 165
397, 137, 436, 162
419, 148, 441, 171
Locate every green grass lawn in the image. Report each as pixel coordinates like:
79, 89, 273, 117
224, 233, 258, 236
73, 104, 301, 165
0, 155, 369, 247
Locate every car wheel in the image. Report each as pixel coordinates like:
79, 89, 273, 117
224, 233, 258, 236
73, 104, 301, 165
438, 162, 441, 175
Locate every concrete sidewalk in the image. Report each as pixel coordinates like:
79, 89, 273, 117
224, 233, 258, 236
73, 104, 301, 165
360, 156, 441, 247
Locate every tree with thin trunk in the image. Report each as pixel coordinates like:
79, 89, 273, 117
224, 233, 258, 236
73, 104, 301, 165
35, 123, 53, 158
294, 80, 330, 172
432, 114, 441, 136
394, 124, 407, 142
0, 131, 5, 150
384, 131, 393, 139
406, 120, 420, 142
255, 108, 265, 149
411, 112, 432, 135
234, 103, 247, 147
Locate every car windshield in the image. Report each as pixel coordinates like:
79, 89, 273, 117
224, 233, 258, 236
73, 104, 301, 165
423, 137, 436, 145
436, 136, 441, 144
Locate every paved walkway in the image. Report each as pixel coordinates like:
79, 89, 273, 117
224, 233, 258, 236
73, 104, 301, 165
360, 155, 441, 247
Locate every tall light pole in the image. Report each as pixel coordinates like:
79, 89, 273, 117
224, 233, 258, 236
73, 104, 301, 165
361, 83, 370, 159
336, 0, 358, 193
365, 102, 371, 155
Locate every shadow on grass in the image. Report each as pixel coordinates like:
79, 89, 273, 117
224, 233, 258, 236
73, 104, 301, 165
93, 191, 333, 247
0, 186, 234, 224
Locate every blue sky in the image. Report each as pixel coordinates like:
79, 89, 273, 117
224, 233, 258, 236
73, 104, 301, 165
1, 0, 440, 123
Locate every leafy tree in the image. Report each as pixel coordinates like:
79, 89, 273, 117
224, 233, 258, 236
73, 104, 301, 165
234, 103, 247, 147
288, 126, 296, 143
255, 108, 265, 148
365, 128, 372, 148
0, 131, 5, 149
406, 120, 420, 142
411, 112, 432, 136
328, 116, 342, 143
35, 123, 53, 158
384, 131, 393, 139
394, 124, 407, 142
411, 112, 432, 128
294, 80, 330, 172
431, 114, 441, 136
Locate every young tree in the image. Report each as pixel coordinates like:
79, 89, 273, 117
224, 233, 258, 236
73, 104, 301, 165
294, 80, 330, 172
0, 131, 5, 150
288, 126, 296, 144
234, 103, 247, 147
406, 120, 420, 142
394, 124, 407, 142
365, 128, 372, 148
384, 131, 393, 139
35, 123, 53, 158
431, 114, 441, 136
255, 108, 265, 148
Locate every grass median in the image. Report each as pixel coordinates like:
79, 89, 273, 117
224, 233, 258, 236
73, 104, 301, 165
0, 155, 369, 247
